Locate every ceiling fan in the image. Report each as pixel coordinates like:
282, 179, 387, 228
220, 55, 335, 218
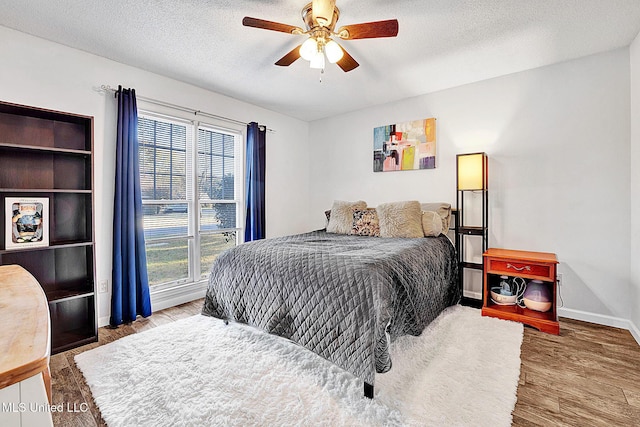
242, 0, 399, 72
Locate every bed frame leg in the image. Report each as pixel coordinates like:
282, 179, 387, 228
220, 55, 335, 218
364, 382, 374, 399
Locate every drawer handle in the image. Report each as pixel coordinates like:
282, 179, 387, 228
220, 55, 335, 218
506, 263, 531, 272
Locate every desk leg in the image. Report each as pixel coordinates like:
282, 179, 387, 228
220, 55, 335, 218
42, 366, 52, 405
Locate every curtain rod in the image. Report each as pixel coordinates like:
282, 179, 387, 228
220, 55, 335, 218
99, 85, 274, 133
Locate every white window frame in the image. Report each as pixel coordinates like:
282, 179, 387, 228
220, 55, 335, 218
137, 105, 245, 310
193, 122, 245, 281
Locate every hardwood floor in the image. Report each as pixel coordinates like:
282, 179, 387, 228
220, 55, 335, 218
514, 318, 640, 426
50, 301, 640, 426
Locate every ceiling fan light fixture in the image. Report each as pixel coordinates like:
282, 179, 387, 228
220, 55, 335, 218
300, 37, 318, 61
309, 50, 325, 69
243, 1, 399, 73
324, 40, 343, 63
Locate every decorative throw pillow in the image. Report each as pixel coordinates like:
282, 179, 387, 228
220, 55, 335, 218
376, 201, 424, 238
351, 208, 380, 237
326, 200, 367, 234
422, 211, 443, 236
420, 202, 451, 232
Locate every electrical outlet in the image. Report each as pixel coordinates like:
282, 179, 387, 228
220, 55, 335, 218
557, 273, 563, 287
99, 279, 108, 293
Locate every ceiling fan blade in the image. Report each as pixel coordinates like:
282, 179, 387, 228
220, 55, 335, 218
275, 45, 302, 66
242, 17, 303, 35
312, 0, 336, 26
337, 19, 399, 40
336, 47, 359, 72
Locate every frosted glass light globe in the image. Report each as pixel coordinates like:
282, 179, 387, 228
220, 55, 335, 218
300, 38, 318, 61
325, 40, 344, 63
309, 50, 325, 69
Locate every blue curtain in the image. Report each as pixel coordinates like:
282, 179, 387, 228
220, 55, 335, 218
245, 122, 266, 241
111, 86, 152, 326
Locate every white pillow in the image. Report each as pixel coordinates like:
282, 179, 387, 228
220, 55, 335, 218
422, 211, 443, 236
376, 201, 424, 238
326, 200, 367, 234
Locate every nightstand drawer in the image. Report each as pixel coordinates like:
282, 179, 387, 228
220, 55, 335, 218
486, 259, 554, 281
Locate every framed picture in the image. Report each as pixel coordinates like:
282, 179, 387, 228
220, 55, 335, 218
4, 197, 50, 250
373, 118, 436, 172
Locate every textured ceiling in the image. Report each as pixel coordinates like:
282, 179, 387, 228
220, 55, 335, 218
1, 0, 640, 121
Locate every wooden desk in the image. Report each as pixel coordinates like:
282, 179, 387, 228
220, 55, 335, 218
0, 264, 53, 426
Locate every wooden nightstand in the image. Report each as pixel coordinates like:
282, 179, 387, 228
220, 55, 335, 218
482, 248, 559, 335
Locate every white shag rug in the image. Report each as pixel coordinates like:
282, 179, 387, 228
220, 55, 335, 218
75, 305, 523, 427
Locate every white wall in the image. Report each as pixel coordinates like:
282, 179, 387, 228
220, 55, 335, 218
630, 32, 640, 342
309, 49, 632, 325
0, 26, 312, 325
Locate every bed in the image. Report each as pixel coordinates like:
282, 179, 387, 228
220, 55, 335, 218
201, 218, 460, 398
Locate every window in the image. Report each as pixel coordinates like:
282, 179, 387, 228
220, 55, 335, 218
138, 113, 243, 289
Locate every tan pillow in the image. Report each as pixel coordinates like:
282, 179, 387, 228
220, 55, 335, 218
376, 201, 424, 238
420, 202, 451, 232
351, 208, 380, 237
422, 211, 443, 236
326, 200, 367, 234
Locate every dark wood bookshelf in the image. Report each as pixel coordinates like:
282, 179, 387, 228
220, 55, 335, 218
0, 100, 97, 354
0, 141, 92, 155
46, 288, 95, 303
0, 189, 93, 193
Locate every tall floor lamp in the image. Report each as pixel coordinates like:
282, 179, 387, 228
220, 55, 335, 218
456, 152, 488, 307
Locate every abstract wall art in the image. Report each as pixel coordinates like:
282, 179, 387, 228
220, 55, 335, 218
373, 118, 436, 172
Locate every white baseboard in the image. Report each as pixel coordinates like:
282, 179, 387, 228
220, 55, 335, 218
463, 290, 482, 300
98, 281, 207, 328
150, 280, 207, 313
558, 307, 630, 329
98, 315, 110, 328
629, 319, 640, 346
558, 307, 640, 346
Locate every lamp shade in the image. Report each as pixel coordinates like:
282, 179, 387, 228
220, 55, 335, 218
457, 152, 487, 190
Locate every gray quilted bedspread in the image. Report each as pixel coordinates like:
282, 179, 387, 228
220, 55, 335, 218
201, 230, 459, 387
